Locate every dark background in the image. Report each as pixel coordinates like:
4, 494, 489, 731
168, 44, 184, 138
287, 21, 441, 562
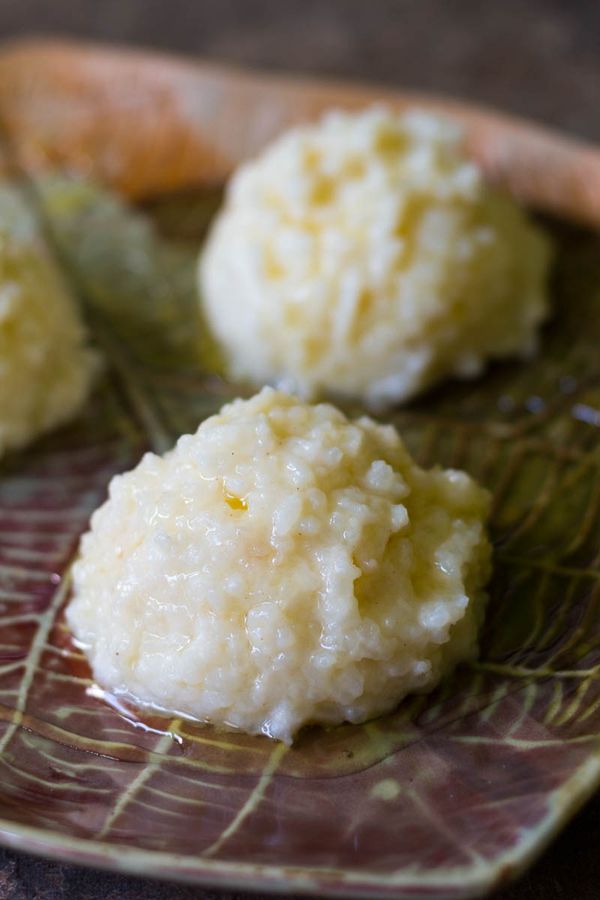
0, 1, 598, 898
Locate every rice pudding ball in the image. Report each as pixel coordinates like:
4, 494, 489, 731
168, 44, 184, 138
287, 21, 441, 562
200, 107, 551, 407
0, 213, 97, 457
67, 388, 491, 743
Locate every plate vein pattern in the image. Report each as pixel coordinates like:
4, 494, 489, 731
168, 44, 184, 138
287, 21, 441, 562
0, 119, 597, 895
203, 743, 288, 858
0, 573, 72, 757
96, 726, 182, 840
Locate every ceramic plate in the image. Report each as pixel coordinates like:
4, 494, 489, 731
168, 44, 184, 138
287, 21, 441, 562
0, 38, 599, 899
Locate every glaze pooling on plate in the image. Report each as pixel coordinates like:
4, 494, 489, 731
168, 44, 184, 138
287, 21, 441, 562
0, 170, 598, 899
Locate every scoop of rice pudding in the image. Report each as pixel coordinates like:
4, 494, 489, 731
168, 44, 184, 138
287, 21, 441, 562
200, 107, 551, 407
67, 388, 491, 743
0, 192, 97, 457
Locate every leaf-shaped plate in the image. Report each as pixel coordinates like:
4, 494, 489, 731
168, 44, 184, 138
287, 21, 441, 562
0, 38, 600, 900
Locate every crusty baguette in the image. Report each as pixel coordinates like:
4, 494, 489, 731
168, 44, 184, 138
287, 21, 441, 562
0, 38, 599, 226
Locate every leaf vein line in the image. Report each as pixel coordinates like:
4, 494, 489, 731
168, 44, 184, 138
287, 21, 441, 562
0, 571, 72, 756
96, 726, 180, 840
203, 743, 288, 858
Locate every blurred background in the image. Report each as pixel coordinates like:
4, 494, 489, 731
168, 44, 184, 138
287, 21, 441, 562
0, 0, 598, 140
0, 1, 598, 899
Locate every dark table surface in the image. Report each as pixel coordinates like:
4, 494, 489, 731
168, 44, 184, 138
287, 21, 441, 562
0, 1, 598, 898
